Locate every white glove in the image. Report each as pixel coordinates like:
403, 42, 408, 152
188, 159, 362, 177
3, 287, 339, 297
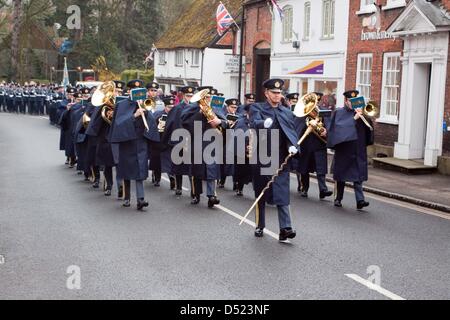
289, 146, 299, 155
264, 118, 273, 129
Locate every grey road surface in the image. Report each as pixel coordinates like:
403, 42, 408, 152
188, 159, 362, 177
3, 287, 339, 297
0, 113, 449, 300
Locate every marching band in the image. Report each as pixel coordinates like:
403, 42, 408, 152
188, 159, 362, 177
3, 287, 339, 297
0, 78, 375, 243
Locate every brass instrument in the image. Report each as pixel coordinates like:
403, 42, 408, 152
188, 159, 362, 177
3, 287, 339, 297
190, 89, 222, 133
82, 113, 91, 129
158, 114, 167, 133
143, 98, 156, 112
358, 101, 379, 131
92, 81, 117, 125
293, 93, 327, 144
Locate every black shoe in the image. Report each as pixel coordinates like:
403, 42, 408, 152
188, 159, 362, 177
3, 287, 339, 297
334, 200, 343, 207
169, 176, 176, 190
191, 196, 200, 205
123, 199, 131, 208
236, 190, 243, 197
118, 186, 124, 199
254, 228, 264, 238
357, 201, 370, 210
320, 191, 333, 200
279, 228, 296, 242
137, 199, 149, 211
208, 196, 220, 208
154, 181, 160, 187
104, 189, 112, 197
93, 181, 100, 189
300, 191, 308, 198
218, 183, 225, 189
175, 190, 182, 196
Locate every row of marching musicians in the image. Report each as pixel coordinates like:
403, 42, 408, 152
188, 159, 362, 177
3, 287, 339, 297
56, 78, 375, 243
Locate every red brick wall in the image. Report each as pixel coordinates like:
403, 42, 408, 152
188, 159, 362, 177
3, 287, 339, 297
243, 1, 272, 94
346, 0, 406, 147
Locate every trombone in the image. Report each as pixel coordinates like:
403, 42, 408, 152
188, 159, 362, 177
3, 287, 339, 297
357, 101, 379, 131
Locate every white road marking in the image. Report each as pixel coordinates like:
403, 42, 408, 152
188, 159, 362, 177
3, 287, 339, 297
161, 177, 405, 298
345, 274, 406, 300
160, 177, 280, 240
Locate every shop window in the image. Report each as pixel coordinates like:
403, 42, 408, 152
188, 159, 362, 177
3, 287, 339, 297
315, 80, 337, 111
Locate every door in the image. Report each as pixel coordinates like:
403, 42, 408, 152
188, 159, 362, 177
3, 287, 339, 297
411, 63, 431, 159
254, 48, 271, 101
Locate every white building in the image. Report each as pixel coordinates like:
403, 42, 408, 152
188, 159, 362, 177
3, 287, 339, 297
270, 0, 350, 109
154, 0, 243, 100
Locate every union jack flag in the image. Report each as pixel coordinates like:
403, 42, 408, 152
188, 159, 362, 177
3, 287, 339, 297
270, 0, 284, 20
216, 2, 236, 36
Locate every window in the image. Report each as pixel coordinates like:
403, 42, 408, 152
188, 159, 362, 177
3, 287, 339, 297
158, 50, 166, 65
383, 0, 407, 10
175, 50, 184, 67
356, 54, 373, 101
303, 2, 311, 40
358, 0, 376, 14
322, 0, 335, 39
380, 52, 401, 123
282, 6, 293, 42
191, 50, 200, 67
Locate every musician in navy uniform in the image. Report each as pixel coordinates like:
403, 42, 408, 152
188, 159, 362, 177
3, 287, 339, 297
108, 80, 160, 211
232, 103, 253, 196
167, 86, 195, 196
249, 79, 297, 242
237, 93, 256, 115
218, 98, 240, 189
181, 86, 228, 208
293, 92, 333, 200
327, 90, 374, 210
59, 88, 82, 168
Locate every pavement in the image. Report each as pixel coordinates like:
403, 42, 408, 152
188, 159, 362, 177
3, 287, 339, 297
0, 112, 449, 300
320, 155, 450, 213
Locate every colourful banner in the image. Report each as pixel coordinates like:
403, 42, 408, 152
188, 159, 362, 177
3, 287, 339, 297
288, 60, 324, 75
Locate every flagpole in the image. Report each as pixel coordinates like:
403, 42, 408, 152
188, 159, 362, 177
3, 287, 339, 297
237, 4, 245, 101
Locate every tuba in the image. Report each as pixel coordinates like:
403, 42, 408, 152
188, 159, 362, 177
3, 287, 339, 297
190, 89, 222, 133
92, 81, 116, 125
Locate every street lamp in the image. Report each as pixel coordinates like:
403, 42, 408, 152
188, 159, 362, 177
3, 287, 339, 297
50, 66, 55, 83
77, 66, 82, 81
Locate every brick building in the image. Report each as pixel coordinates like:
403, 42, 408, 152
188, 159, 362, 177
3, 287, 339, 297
242, 0, 272, 101
346, 0, 406, 154
346, 0, 450, 172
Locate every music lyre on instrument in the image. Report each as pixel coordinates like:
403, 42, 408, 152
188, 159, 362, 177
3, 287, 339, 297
349, 97, 379, 131
239, 93, 323, 226
130, 88, 149, 131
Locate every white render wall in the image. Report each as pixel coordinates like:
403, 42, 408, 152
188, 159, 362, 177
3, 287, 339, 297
270, 0, 350, 107
154, 47, 237, 98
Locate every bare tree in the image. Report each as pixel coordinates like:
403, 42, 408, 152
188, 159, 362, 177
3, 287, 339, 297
11, 0, 22, 81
